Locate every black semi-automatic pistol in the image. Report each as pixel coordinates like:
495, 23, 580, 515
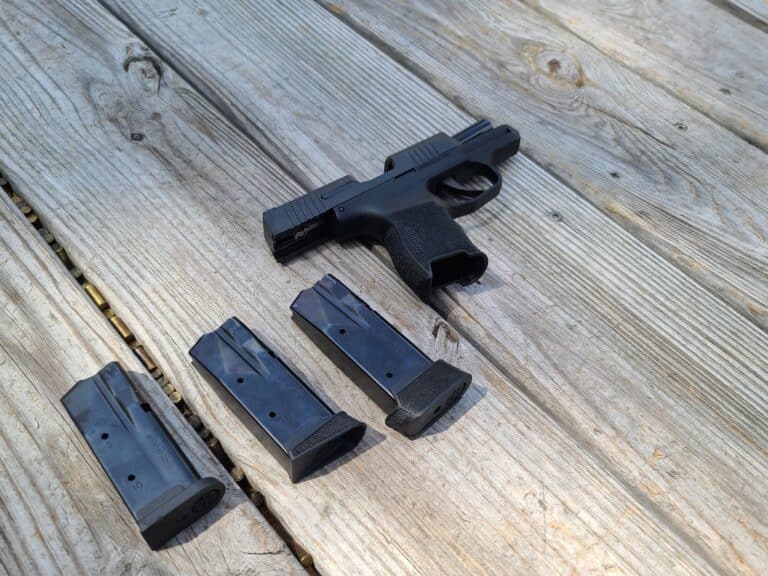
263, 120, 520, 300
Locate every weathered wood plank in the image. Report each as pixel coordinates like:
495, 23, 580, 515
0, 194, 301, 574
718, 0, 768, 29
0, 0, 746, 574
520, 0, 768, 149
104, 0, 768, 333
92, 1, 768, 573
322, 0, 768, 328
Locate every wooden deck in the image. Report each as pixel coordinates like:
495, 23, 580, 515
0, 0, 765, 574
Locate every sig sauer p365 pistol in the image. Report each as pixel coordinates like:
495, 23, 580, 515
263, 120, 520, 299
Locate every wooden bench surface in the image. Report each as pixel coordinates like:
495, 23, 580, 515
0, 0, 765, 574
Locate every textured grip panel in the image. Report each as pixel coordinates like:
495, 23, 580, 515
382, 203, 487, 300
385, 360, 471, 437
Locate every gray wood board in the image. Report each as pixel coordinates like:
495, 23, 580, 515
522, 0, 768, 149
0, 194, 301, 575
5, 0, 713, 571
719, 0, 768, 29
94, 0, 768, 573
318, 0, 768, 329
1, 0, 765, 574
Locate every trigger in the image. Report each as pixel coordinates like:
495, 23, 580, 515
437, 176, 491, 203
442, 177, 486, 194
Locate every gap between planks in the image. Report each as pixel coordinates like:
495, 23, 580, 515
96, 0, 765, 345
96, 0, 766, 548
91, 0, 704, 484
513, 0, 768, 153
0, 173, 319, 576
706, 0, 768, 33
85, 11, 756, 557
4, 0, 760, 572
316, 0, 768, 335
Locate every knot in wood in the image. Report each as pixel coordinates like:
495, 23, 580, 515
534, 48, 586, 88
122, 42, 163, 88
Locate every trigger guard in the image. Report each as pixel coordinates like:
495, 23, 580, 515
436, 163, 502, 219
439, 163, 499, 196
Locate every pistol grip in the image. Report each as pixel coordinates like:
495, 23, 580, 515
382, 203, 487, 300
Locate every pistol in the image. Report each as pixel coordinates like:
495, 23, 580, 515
263, 120, 520, 300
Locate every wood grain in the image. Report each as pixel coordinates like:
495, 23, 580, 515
717, 0, 768, 29
522, 0, 768, 149
322, 0, 768, 328
2, 4, 710, 574
0, 194, 300, 575
104, 0, 768, 334
0, 0, 756, 574
87, 0, 768, 573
